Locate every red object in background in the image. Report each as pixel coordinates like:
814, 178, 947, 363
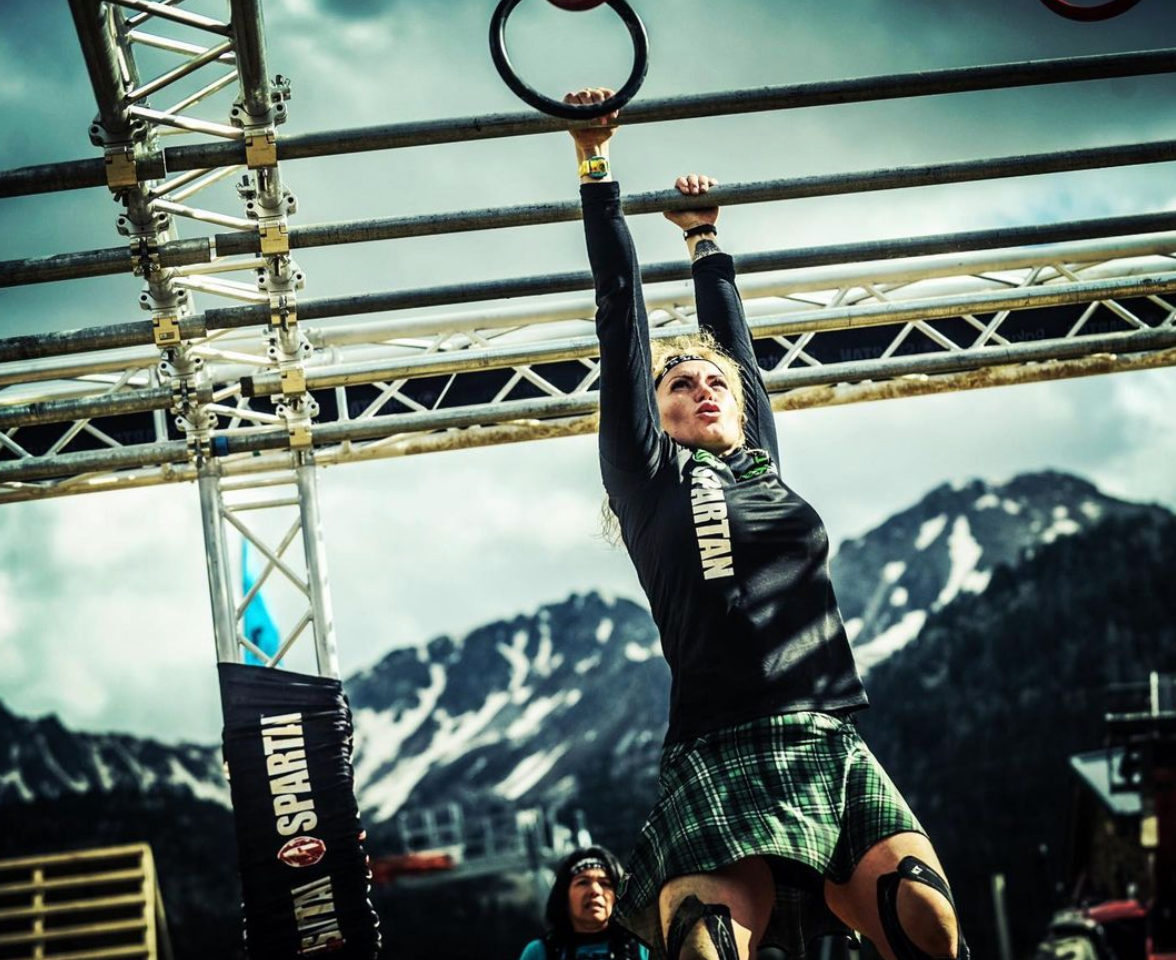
1035, 0, 1145, 21
547, 0, 608, 10
370, 851, 456, 884
1088, 901, 1149, 924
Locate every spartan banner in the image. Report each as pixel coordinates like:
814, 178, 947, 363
218, 663, 381, 958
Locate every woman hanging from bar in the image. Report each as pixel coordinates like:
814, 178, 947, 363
565, 86, 971, 960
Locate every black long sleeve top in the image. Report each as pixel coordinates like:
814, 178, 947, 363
582, 181, 868, 745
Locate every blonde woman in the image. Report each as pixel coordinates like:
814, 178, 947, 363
566, 87, 969, 960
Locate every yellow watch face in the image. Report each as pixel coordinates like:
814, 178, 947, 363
582, 156, 609, 179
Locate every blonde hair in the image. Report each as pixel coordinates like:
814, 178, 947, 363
650, 329, 747, 442
599, 331, 749, 545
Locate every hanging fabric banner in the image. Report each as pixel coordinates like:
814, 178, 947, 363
219, 663, 381, 959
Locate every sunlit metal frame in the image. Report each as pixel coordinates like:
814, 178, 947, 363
2, 9, 1176, 683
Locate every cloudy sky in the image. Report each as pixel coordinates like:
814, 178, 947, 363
1, 0, 1174, 744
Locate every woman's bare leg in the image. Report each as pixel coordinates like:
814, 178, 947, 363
658, 857, 776, 960
824, 832, 963, 960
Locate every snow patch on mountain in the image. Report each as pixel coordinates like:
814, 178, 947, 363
166, 756, 229, 805
855, 610, 928, 671
936, 516, 985, 609
915, 515, 947, 550
496, 744, 570, 801
0, 768, 32, 802
1042, 506, 1081, 543
625, 642, 656, 662
365, 690, 513, 821
507, 690, 581, 741
353, 662, 445, 787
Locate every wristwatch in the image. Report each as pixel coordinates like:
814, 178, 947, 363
578, 155, 610, 180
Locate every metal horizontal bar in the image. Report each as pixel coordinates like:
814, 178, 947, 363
21, 947, 149, 960
5, 343, 1176, 503
4, 137, 1175, 290
4, 207, 1176, 367
0, 893, 146, 922
107, 0, 232, 36
0, 441, 190, 483
0, 845, 148, 871
3, 323, 1174, 484
2, 233, 1171, 393
127, 28, 237, 64
123, 39, 235, 103
127, 106, 242, 141
3, 48, 1175, 198
0, 916, 147, 946
0, 385, 180, 429
238, 270, 1176, 397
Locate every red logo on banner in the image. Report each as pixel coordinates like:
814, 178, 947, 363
277, 836, 327, 868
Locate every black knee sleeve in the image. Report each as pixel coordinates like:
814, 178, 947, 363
876, 857, 970, 960
666, 895, 739, 960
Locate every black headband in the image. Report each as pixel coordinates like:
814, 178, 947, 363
654, 354, 725, 388
569, 857, 608, 878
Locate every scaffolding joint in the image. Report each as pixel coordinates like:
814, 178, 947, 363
130, 236, 162, 277
244, 130, 278, 169
152, 314, 182, 348
104, 145, 139, 190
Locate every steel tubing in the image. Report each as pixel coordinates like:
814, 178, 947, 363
4, 323, 1175, 484
5, 48, 1176, 199
762, 323, 1176, 392
0, 385, 185, 430
5, 345, 1176, 504
67, 0, 133, 138
198, 465, 240, 664
15, 260, 1165, 420
237, 270, 1176, 398
0, 439, 191, 483
4, 208, 1176, 364
6, 137, 1176, 290
228, 0, 271, 120
295, 461, 340, 679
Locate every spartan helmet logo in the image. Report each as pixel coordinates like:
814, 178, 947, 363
277, 835, 327, 868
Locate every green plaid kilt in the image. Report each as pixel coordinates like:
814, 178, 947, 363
613, 711, 923, 960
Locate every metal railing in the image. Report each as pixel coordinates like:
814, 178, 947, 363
0, 843, 173, 960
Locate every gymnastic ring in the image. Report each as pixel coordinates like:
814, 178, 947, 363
489, 0, 649, 120
1035, 0, 1145, 21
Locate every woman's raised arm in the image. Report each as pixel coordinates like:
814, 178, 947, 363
569, 88, 664, 492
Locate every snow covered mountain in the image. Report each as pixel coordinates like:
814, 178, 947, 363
0, 699, 227, 806
0, 470, 1165, 833
831, 471, 1164, 671
347, 592, 669, 828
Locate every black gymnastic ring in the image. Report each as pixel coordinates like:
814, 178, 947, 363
489, 0, 649, 120
1035, 0, 1145, 21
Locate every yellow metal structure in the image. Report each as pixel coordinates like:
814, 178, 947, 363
0, 843, 172, 960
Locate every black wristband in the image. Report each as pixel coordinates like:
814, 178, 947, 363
683, 223, 717, 240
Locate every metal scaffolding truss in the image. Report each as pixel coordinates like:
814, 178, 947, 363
2, 4, 1176, 673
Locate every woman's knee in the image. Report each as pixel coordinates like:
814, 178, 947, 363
658, 859, 775, 960
876, 856, 965, 959
894, 881, 959, 958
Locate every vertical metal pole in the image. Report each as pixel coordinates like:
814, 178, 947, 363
199, 465, 238, 663
67, 0, 132, 137
228, 0, 272, 119
295, 454, 340, 679
992, 873, 1014, 960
